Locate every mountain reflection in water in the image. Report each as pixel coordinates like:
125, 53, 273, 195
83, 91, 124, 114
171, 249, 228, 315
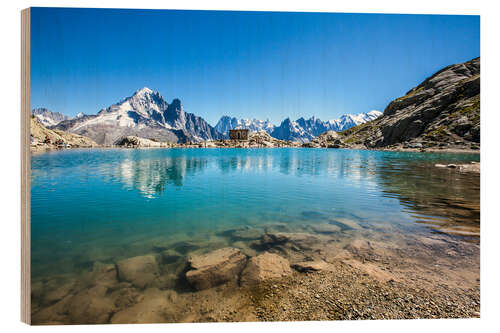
80, 148, 480, 236
30, 148, 480, 278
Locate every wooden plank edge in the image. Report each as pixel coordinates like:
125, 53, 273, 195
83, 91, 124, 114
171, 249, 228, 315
21, 7, 31, 325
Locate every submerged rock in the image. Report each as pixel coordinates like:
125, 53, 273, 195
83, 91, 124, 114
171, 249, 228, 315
329, 218, 363, 230
185, 247, 247, 290
116, 255, 160, 289
310, 223, 341, 234
66, 285, 115, 324
240, 252, 292, 285
258, 232, 321, 251
232, 228, 265, 240
291, 260, 332, 272
43, 279, 75, 305
110, 288, 180, 324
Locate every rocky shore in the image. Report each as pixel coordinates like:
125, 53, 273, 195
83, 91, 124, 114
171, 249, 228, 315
30, 117, 99, 152
31, 218, 480, 325
111, 131, 479, 154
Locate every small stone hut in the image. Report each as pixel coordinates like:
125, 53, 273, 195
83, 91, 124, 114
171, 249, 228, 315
229, 129, 249, 140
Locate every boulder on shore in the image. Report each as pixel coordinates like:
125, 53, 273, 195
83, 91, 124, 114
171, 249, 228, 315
185, 247, 247, 290
240, 252, 292, 286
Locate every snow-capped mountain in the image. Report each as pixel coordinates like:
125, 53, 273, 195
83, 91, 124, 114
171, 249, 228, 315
327, 110, 383, 132
216, 111, 382, 142
270, 118, 312, 142
215, 116, 275, 137
271, 111, 382, 142
31, 108, 69, 127
53, 87, 221, 145
214, 111, 382, 141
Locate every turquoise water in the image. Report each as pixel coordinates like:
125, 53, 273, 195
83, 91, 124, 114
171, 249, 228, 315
30, 148, 480, 279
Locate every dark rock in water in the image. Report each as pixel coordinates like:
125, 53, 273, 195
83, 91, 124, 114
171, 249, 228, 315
217, 226, 265, 240
256, 232, 321, 252
185, 247, 247, 290
116, 255, 160, 289
66, 285, 116, 324
264, 223, 291, 233
259, 233, 291, 247
310, 223, 341, 234
340, 57, 480, 149
160, 249, 183, 264
329, 218, 363, 230
240, 252, 292, 286
43, 279, 75, 305
172, 241, 200, 254
301, 211, 328, 221
232, 228, 265, 240
291, 260, 331, 272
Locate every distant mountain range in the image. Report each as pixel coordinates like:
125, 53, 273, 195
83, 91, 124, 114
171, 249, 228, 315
215, 111, 382, 142
34, 87, 381, 144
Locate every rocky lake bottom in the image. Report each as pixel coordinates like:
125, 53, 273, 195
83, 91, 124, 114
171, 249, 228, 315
29, 148, 480, 324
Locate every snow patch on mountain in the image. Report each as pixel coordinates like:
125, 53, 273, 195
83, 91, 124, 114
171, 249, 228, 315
31, 108, 70, 127
215, 116, 275, 136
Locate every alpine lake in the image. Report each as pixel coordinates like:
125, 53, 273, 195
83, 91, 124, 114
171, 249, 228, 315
30, 148, 480, 324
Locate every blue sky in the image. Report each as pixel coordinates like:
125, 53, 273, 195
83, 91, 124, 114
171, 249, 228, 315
30, 8, 479, 125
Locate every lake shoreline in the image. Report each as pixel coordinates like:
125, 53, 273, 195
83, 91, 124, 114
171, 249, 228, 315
31, 223, 480, 324
30, 144, 481, 155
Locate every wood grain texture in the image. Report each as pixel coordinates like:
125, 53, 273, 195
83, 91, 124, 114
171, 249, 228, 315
21, 7, 31, 325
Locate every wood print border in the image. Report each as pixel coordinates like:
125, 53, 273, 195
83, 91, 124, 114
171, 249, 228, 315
21, 7, 31, 325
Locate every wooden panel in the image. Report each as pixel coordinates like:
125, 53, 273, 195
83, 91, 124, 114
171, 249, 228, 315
21, 7, 31, 325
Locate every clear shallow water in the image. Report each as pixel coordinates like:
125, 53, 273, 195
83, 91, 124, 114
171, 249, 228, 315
30, 148, 480, 279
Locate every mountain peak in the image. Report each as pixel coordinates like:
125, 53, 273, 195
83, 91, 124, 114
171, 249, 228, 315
169, 98, 183, 111
135, 87, 154, 95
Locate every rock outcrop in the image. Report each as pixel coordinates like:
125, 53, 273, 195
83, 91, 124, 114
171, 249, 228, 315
204, 131, 298, 148
339, 57, 480, 150
185, 248, 247, 290
302, 131, 346, 148
115, 136, 170, 148
240, 252, 292, 285
30, 117, 98, 149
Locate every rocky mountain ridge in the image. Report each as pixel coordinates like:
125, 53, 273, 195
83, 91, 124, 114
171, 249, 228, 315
52, 88, 221, 145
339, 57, 480, 150
32, 108, 70, 127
